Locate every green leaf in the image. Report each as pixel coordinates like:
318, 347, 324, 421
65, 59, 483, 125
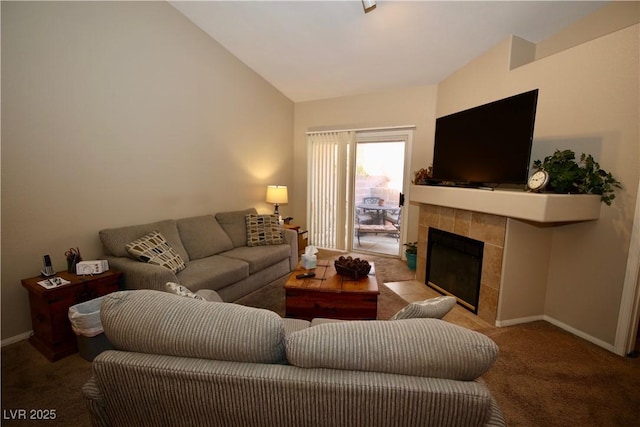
532, 149, 621, 205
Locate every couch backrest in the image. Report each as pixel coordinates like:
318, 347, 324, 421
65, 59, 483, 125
215, 208, 258, 248
99, 219, 190, 262
286, 318, 498, 381
101, 290, 287, 364
176, 215, 234, 260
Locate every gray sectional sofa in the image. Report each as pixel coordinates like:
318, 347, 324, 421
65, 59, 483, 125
83, 290, 505, 427
99, 208, 298, 301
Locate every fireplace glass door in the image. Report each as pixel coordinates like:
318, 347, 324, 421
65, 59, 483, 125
426, 228, 483, 313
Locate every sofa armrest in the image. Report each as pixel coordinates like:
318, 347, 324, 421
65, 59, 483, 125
105, 256, 178, 291
282, 228, 298, 270
82, 375, 111, 427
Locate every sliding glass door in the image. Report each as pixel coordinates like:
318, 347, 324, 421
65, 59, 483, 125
351, 129, 411, 256
352, 139, 405, 256
307, 128, 412, 256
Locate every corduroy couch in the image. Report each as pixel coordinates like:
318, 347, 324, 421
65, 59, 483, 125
98, 208, 298, 302
83, 290, 505, 427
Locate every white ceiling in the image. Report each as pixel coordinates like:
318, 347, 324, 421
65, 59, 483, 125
170, 1, 608, 102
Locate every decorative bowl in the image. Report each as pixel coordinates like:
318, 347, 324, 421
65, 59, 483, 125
334, 256, 371, 279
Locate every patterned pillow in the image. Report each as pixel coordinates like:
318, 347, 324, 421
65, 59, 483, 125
165, 282, 204, 300
125, 231, 187, 274
390, 296, 457, 320
245, 214, 283, 247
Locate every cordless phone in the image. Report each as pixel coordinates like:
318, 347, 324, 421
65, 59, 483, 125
41, 254, 54, 277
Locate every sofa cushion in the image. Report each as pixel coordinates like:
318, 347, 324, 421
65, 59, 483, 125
391, 296, 457, 320
100, 219, 190, 262
215, 208, 257, 248
177, 215, 234, 259
286, 318, 498, 381
176, 255, 249, 292
165, 282, 204, 300
246, 214, 283, 246
101, 290, 286, 364
283, 318, 310, 336
125, 231, 187, 274
310, 318, 346, 327
219, 244, 291, 274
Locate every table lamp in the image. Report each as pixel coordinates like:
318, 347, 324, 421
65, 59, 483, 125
266, 185, 288, 218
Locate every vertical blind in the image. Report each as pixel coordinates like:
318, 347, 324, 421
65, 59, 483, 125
307, 131, 353, 249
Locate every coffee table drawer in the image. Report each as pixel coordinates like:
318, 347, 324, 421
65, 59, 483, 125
285, 289, 378, 321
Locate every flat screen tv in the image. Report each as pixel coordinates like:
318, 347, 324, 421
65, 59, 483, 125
431, 89, 539, 187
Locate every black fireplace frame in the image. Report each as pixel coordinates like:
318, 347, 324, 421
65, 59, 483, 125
425, 228, 484, 314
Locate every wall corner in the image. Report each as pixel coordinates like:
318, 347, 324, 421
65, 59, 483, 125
508, 35, 536, 70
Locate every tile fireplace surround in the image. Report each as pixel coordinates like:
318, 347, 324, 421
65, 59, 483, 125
417, 204, 505, 324
411, 185, 602, 326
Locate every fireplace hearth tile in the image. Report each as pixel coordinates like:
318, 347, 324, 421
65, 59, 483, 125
470, 213, 506, 246
478, 285, 499, 324
454, 210, 472, 236
421, 204, 440, 227
438, 207, 456, 232
481, 244, 503, 290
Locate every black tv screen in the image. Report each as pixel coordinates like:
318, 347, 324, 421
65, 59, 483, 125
431, 89, 539, 186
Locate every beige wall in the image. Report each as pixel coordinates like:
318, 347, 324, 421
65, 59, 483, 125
437, 23, 639, 345
535, 2, 640, 60
1, 2, 294, 341
293, 86, 438, 244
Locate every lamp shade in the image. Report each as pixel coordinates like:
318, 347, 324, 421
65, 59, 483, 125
266, 185, 288, 204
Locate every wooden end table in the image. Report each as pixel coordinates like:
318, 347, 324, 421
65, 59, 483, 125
282, 223, 308, 256
21, 269, 122, 361
284, 260, 378, 320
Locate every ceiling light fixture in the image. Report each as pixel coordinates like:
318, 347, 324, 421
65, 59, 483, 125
362, 0, 376, 13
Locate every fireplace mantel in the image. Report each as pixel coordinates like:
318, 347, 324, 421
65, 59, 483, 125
410, 185, 601, 223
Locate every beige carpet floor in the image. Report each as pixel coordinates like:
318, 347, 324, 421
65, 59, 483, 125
2, 252, 639, 426
385, 279, 640, 427
479, 321, 640, 426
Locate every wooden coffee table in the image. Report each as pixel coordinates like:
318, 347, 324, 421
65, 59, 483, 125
284, 260, 379, 320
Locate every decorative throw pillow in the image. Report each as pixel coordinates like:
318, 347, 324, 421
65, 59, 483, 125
165, 282, 204, 300
245, 214, 283, 247
390, 296, 457, 320
125, 231, 187, 274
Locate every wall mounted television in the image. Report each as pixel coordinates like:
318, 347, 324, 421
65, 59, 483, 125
431, 89, 539, 187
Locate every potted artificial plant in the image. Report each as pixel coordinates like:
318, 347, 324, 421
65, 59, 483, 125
412, 167, 433, 185
532, 149, 621, 205
404, 241, 418, 270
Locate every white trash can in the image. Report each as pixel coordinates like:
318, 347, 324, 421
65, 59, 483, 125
68, 296, 113, 361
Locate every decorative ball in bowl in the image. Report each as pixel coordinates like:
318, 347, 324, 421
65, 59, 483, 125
334, 256, 371, 279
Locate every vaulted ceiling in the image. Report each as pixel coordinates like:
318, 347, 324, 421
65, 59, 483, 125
170, 1, 608, 102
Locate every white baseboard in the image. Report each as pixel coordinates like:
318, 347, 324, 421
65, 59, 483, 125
495, 314, 544, 327
496, 315, 618, 355
542, 315, 618, 354
1, 331, 31, 348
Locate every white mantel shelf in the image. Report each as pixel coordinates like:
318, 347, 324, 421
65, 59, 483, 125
410, 185, 602, 223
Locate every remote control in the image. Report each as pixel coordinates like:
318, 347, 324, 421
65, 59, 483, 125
296, 272, 316, 279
